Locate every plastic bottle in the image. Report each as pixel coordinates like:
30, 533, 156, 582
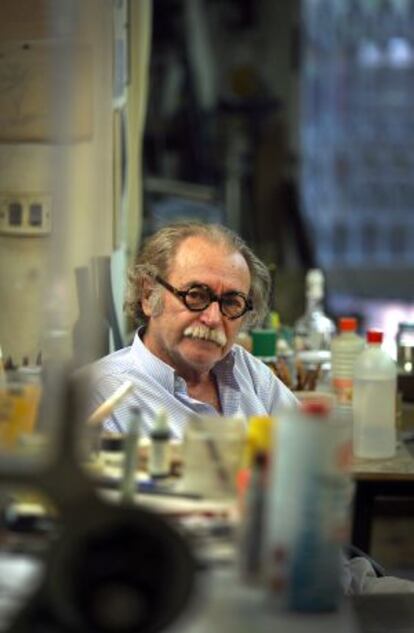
264, 402, 347, 612
99, 434, 126, 472
149, 410, 171, 478
294, 269, 336, 352
353, 330, 397, 459
331, 317, 365, 409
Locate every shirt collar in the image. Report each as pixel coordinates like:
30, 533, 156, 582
130, 328, 176, 392
212, 347, 239, 391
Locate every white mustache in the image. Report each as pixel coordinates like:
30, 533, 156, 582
183, 325, 227, 348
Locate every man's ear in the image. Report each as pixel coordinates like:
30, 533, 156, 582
141, 279, 154, 317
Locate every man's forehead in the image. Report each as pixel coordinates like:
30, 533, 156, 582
171, 236, 243, 268
168, 236, 250, 288
175, 235, 228, 255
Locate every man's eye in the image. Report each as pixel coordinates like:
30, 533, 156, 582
222, 295, 244, 309
187, 287, 209, 302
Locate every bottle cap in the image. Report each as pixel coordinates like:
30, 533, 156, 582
300, 401, 330, 417
245, 416, 274, 466
338, 317, 357, 332
151, 409, 170, 439
100, 434, 125, 452
367, 329, 383, 344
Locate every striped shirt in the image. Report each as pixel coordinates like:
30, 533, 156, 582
85, 329, 297, 438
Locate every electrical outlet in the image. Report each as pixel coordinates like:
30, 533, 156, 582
0, 193, 52, 236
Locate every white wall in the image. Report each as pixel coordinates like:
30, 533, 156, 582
0, 0, 113, 363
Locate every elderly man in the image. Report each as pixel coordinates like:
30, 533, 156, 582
88, 222, 296, 437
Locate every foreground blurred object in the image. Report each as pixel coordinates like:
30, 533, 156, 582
177, 416, 246, 499
0, 379, 197, 633
86, 381, 134, 427
0, 371, 42, 451
264, 401, 351, 613
25, 503, 195, 633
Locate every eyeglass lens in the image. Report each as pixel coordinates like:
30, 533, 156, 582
184, 286, 247, 318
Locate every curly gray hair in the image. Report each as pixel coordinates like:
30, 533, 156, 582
125, 222, 271, 329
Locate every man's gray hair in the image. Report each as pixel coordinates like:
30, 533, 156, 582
125, 222, 271, 328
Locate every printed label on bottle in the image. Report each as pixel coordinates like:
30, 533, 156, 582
332, 378, 353, 404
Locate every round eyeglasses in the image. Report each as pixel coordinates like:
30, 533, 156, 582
154, 275, 253, 320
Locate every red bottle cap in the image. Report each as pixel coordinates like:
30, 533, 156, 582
300, 401, 330, 417
366, 329, 383, 344
338, 317, 357, 332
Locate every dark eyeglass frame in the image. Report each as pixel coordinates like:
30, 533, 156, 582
154, 275, 253, 320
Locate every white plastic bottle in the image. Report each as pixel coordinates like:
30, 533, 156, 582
353, 330, 397, 459
331, 317, 365, 409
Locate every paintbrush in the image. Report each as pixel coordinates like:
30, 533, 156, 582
87, 381, 134, 426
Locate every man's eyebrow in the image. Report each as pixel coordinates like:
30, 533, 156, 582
177, 279, 205, 290
181, 279, 203, 287
180, 280, 248, 295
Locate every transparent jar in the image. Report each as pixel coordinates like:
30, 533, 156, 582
178, 416, 246, 499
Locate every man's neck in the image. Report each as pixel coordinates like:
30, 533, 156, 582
185, 371, 221, 413
182, 368, 213, 389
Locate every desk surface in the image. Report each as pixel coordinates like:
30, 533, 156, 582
168, 567, 414, 633
352, 441, 414, 481
1, 555, 412, 633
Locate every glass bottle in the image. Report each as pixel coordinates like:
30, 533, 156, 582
294, 269, 336, 351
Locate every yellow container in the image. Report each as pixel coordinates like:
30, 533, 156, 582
0, 377, 42, 449
244, 415, 276, 467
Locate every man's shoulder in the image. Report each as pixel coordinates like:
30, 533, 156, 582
94, 345, 132, 368
225, 344, 279, 387
233, 344, 298, 410
74, 345, 133, 384
231, 343, 272, 373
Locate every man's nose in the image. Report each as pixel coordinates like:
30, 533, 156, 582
200, 299, 222, 325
